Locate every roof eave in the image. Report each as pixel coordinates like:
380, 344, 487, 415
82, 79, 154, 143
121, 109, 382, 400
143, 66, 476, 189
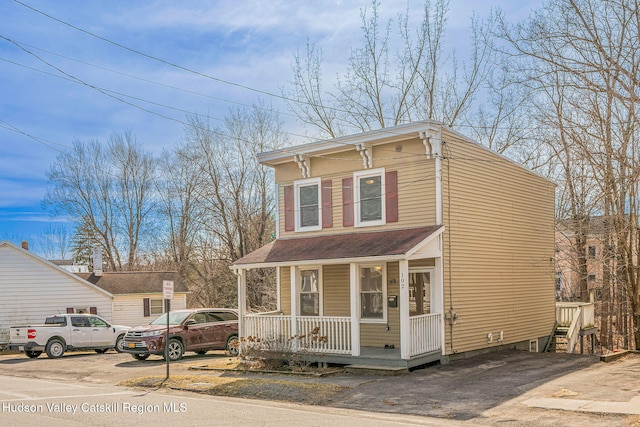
258, 121, 439, 166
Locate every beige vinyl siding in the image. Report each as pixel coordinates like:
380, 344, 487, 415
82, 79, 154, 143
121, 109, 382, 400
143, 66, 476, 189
111, 294, 187, 327
279, 267, 291, 315
440, 131, 556, 355
0, 244, 113, 342
322, 265, 350, 316
277, 138, 437, 238
360, 261, 400, 347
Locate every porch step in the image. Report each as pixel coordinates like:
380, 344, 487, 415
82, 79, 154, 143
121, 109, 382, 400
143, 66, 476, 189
344, 364, 409, 375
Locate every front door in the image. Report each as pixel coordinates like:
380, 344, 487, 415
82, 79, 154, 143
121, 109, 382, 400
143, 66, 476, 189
409, 270, 433, 316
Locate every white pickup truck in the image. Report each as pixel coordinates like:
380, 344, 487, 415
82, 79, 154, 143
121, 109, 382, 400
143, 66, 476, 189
8, 314, 130, 358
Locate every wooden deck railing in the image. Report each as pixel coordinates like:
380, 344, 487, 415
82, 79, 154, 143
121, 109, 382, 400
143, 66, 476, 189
409, 313, 442, 357
555, 302, 595, 353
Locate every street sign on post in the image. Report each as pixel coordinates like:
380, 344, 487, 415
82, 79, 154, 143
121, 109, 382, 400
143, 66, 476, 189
162, 280, 174, 380
163, 280, 174, 300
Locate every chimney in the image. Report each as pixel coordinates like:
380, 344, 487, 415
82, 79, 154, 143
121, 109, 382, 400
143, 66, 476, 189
21, 240, 28, 251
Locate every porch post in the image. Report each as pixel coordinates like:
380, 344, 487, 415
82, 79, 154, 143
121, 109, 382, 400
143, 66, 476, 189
436, 239, 446, 356
350, 263, 360, 356
236, 268, 247, 347
399, 259, 410, 359
290, 266, 298, 350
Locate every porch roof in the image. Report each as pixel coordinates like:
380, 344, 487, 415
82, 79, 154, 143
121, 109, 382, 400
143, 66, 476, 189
232, 225, 443, 269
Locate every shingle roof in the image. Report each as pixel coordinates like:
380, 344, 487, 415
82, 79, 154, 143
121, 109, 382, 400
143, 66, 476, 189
75, 271, 188, 295
233, 226, 443, 266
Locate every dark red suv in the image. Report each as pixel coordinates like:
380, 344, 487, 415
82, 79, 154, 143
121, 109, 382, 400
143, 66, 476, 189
121, 308, 238, 361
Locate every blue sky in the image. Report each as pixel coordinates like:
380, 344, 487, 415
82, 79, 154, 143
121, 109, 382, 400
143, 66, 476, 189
0, 0, 540, 252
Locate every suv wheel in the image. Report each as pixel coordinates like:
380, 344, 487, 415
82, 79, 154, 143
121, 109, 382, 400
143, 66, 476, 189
165, 339, 184, 361
226, 335, 240, 356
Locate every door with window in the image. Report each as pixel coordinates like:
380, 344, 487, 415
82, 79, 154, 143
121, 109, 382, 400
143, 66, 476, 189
409, 270, 432, 316
300, 269, 320, 316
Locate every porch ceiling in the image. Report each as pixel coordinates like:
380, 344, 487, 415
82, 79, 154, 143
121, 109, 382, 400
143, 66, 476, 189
232, 225, 443, 269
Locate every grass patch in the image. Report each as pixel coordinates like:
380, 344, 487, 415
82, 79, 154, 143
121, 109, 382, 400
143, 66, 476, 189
120, 374, 346, 404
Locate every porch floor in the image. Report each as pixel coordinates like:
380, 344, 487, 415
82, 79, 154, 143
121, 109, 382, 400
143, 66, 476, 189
300, 346, 442, 370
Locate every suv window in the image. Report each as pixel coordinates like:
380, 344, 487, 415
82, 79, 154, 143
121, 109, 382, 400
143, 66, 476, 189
190, 312, 208, 324
215, 312, 238, 321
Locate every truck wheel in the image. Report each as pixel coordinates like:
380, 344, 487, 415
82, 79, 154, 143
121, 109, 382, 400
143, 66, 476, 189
115, 335, 125, 353
226, 335, 240, 356
25, 350, 42, 358
132, 353, 150, 360
164, 339, 184, 361
45, 339, 65, 359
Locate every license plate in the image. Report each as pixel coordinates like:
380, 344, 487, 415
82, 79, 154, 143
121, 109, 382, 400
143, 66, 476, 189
18, 346, 24, 351
128, 343, 136, 348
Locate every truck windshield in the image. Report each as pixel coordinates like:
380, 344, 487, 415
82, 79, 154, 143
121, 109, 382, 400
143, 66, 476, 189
150, 311, 191, 326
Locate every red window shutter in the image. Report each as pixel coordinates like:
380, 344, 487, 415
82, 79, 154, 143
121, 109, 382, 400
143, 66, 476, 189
143, 298, 150, 317
386, 170, 398, 223
66, 307, 74, 314
342, 177, 354, 227
284, 185, 294, 231
322, 180, 333, 228
89, 306, 97, 314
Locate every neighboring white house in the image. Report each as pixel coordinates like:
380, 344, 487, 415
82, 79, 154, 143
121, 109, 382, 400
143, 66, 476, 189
0, 240, 113, 344
75, 271, 188, 327
0, 240, 188, 344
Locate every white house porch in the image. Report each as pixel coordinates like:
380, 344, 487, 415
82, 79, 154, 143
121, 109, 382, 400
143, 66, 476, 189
232, 226, 446, 368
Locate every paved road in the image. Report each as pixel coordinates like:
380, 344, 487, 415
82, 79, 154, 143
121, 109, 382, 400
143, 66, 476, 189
0, 374, 460, 427
1, 349, 639, 426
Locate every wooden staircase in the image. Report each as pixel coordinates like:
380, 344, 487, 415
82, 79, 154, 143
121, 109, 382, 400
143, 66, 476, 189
546, 323, 569, 353
547, 303, 598, 354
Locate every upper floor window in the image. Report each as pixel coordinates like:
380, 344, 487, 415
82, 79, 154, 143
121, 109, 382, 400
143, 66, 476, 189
588, 245, 597, 258
354, 168, 386, 227
294, 178, 322, 232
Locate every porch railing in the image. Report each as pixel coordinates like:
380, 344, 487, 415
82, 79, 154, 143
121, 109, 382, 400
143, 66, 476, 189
244, 314, 352, 355
555, 302, 595, 354
409, 313, 442, 357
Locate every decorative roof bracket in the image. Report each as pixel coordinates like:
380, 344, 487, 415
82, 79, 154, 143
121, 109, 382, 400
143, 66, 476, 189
356, 143, 373, 169
419, 128, 442, 159
294, 154, 311, 178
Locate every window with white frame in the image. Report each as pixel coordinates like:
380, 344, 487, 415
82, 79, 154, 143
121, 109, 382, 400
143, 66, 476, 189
300, 269, 321, 316
359, 265, 385, 320
150, 298, 164, 315
294, 177, 322, 232
354, 168, 385, 227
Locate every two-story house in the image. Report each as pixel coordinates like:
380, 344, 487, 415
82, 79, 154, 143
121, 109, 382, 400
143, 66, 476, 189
232, 121, 556, 369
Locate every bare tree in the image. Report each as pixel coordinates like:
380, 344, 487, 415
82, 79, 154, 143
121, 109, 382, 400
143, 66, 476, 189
44, 131, 156, 271
34, 224, 72, 260
499, 0, 640, 350
287, 0, 495, 138
175, 102, 287, 308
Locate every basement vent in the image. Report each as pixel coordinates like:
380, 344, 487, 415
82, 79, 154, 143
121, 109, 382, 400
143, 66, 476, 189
529, 339, 538, 353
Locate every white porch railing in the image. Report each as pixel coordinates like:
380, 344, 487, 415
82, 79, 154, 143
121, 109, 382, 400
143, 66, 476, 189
296, 316, 352, 354
409, 313, 442, 357
245, 313, 442, 358
556, 302, 595, 353
244, 314, 352, 355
